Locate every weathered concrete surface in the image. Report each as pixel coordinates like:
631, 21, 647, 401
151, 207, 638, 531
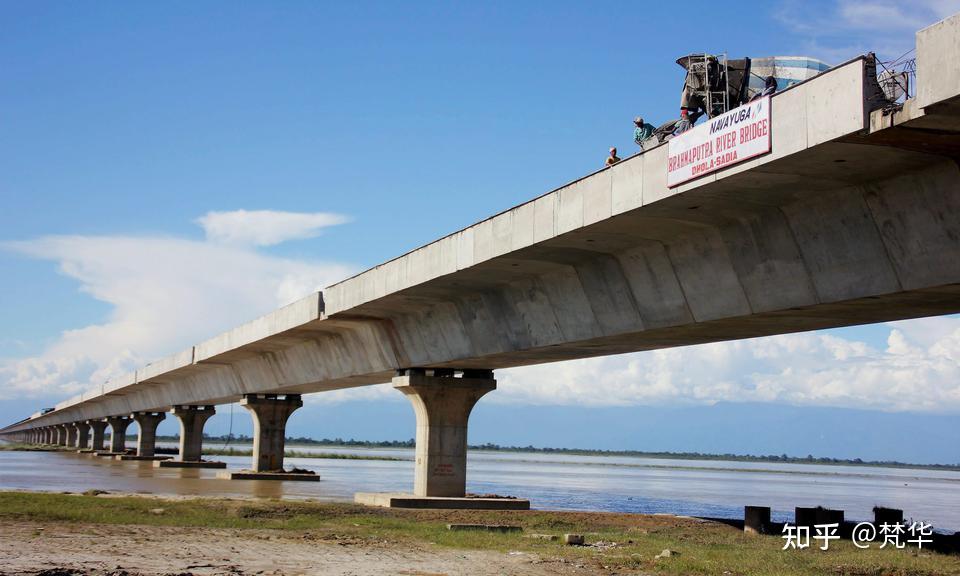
73, 422, 90, 450
106, 417, 130, 454
87, 420, 107, 452
132, 412, 166, 458
354, 492, 531, 510
242, 394, 302, 473
171, 405, 215, 462
3, 14, 960, 435
396, 371, 495, 498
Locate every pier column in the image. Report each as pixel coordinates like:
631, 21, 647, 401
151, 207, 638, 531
241, 394, 302, 472
132, 412, 166, 457
87, 420, 108, 451
171, 405, 215, 461
57, 425, 69, 446
395, 369, 495, 497
46, 428, 55, 445
106, 416, 131, 453
74, 422, 90, 449
65, 424, 78, 447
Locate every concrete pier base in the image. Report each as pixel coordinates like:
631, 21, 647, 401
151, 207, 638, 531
796, 506, 844, 528
115, 455, 171, 461
874, 507, 904, 526
216, 470, 319, 481
154, 460, 226, 469
95, 451, 127, 457
354, 493, 530, 510
744, 506, 771, 534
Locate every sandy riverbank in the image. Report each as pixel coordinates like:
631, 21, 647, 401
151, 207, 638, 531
0, 520, 578, 576
0, 492, 956, 576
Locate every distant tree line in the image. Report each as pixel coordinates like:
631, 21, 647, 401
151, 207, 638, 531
147, 434, 959, 471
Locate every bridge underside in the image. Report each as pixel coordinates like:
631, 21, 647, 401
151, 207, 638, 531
68, 129, 960, 418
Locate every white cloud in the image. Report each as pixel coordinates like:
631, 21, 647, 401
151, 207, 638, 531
488, 317, 960, 414
0, 218, 354, 401
775, 0, 960, 62
196, 209, 350, 247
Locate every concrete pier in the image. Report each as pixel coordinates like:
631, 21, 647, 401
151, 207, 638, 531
87, 420, 108, 452
73, 422, 90, 449
399, 370, 494, 498
132, 411, 166, 458
156, 405, 225, 468
56, 425, 69, 446
357, 369, 527, 509
106, 416, 131, 453
242, 394, 302, 473
65, 424, 78, 447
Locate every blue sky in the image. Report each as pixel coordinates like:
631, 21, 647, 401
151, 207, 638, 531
2, 1, 959, 463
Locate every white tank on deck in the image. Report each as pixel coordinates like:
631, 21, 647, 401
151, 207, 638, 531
749, 56, 831, 94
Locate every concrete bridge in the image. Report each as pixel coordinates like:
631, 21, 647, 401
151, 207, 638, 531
4, 15, 960, 506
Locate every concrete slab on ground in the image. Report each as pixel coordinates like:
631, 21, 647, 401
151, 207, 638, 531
355, 492, 531, 510
216, 471, 320, 481
154, 460, 226, 469
115, 455, 172, 461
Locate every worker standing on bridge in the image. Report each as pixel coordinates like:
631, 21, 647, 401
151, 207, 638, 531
634, 117, 655, 149
750, 75, 778, 101
605, 147, 621, 166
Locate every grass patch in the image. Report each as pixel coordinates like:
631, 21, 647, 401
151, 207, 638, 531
0, 491, 956, 575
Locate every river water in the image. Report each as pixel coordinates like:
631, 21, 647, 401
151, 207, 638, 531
2, 442, 958, 531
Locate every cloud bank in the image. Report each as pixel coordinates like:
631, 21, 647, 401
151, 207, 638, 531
0, 215, 354, 401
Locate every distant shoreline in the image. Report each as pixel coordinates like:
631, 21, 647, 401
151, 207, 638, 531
149, 435, 960, 472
